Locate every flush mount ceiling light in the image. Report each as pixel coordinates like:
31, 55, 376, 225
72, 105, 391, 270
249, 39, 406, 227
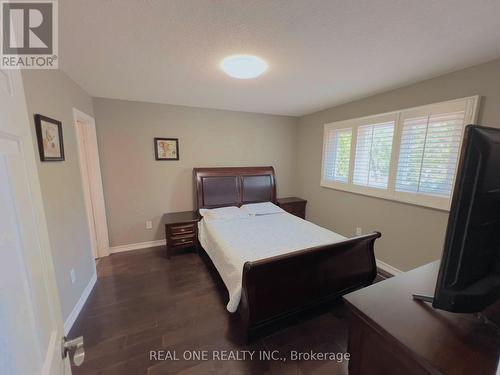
220, 55, 268, 79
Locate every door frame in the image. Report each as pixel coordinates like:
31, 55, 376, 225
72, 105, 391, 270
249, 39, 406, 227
73, 108, 109, 258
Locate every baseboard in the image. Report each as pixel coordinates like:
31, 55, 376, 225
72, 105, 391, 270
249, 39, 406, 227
376, 259, 403, 276
64, 272, 97, 335
109, 239, 166, 254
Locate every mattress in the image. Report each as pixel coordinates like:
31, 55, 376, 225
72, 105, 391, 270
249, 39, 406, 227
198, 212, 346, 312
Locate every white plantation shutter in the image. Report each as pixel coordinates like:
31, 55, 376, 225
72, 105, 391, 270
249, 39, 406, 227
322, 128, 352, 183
353, 122, 395, 189
396, 111, 466, 197
320, 96, 478, 210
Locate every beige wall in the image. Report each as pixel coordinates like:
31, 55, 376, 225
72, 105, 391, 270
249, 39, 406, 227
93, 98, 298, 247
297, 58, 500, 271
22, 70, 96, 322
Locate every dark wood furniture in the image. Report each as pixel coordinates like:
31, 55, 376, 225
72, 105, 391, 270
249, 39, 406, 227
193, 166, 381, 336
344, 261, 500, 375
277, 197, 307, 219
163, 211, 199, 258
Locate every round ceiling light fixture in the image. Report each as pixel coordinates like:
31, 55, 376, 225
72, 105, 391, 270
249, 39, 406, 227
220, 54, 268, 79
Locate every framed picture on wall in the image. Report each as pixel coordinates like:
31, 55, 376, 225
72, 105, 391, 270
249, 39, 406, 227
34, 114, 65, 161
154, 138, 179, 160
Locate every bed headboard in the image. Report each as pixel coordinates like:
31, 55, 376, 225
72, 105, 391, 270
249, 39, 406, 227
193, 166, 277, 210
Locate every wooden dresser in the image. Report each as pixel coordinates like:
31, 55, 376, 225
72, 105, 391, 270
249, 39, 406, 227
277, 197, 307, 219
163, 211, 199, 258
343, 261, 500, 375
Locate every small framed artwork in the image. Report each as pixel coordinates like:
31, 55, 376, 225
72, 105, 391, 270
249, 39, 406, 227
34, 114, 65, 161
154, 138, 179, 160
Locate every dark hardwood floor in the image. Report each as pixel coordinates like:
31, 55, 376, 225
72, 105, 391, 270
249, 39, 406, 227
70, 246, 385, 375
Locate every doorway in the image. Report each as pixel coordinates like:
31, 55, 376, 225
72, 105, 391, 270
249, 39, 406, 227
73, 109, 109, 259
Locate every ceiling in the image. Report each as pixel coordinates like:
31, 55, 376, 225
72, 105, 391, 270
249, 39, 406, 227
60, 1, 500, 116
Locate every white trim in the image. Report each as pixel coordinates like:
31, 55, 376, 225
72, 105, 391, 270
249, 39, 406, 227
376, 259, 403, 276
41, 331, 59, 375
73, 108, 110, 258
64, 272, 97, 335
110, 239, 167, 254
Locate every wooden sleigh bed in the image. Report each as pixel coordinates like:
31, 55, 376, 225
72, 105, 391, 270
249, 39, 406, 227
193, 166, 381, 337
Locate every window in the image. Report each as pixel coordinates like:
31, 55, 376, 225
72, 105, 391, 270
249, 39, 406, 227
321, 96, 479, 210
322, 128, 352, 183
395, 112, 464, 197
353, 121, 395, 189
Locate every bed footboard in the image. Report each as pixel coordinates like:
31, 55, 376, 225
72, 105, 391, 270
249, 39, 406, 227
239, 232, 381, 334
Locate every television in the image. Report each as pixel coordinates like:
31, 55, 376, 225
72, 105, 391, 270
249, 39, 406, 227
413, 125, 500, 313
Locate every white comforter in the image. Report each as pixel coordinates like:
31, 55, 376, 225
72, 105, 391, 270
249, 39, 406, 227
198, 212, 346, 312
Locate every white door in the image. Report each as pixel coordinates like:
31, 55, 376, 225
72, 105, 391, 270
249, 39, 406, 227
0, 69, 69, 374
74, 109, 109, 259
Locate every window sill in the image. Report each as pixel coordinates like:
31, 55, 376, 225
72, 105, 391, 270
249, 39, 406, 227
320, 180, 451, 212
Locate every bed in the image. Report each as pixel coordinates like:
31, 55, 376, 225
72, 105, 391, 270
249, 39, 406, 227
193, 166, 381, 336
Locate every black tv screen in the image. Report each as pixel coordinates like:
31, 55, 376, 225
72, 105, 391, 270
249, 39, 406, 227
433, 125, 500, 313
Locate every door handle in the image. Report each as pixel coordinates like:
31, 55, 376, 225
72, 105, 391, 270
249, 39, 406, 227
62, 336, 85, 366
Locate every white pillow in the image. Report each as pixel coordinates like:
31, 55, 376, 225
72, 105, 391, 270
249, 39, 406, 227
240, 202, 284, 216
199, 206, 248, 222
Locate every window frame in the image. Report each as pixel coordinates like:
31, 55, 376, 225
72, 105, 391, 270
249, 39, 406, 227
320, 96, 480, 211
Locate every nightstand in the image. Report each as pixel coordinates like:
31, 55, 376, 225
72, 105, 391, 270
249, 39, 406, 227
277, 197, 307, 219
163, 211, 199, 258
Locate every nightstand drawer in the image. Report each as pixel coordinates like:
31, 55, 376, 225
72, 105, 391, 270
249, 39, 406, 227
169, 234, 196, 248
163, 210, 199, 258
168, 223, 196, 236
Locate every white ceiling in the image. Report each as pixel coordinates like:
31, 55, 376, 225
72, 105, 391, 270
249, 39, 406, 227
60, 1, 500, 116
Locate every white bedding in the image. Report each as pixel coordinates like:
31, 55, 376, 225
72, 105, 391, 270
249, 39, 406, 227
198, 211, 346, 312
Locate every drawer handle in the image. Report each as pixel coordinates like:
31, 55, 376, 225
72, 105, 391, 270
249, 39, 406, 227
174, 227, 192, 232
